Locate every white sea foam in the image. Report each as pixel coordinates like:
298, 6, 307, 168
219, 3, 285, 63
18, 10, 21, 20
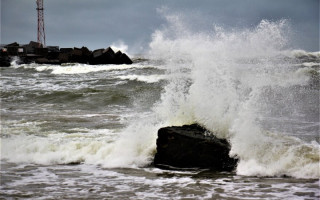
15, 63, 149, 74
1, 113, 161, 168
117, 74, 166, 83
301, 62, 320, 68
290, 49, 320, 59
2, 128, 118, 165
2, 13, 319, 179
10, 56, 21, 66
94, 114, 163, 168
148, 14, 319, 178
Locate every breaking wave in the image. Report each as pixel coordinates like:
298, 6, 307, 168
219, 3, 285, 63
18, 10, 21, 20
13, 63, 150, 74
148, 15, 319, 178
1, 13, 319, 179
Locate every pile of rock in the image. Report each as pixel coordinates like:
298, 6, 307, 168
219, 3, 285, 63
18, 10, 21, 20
90, 47, 132, 65
0, 41, 133, 67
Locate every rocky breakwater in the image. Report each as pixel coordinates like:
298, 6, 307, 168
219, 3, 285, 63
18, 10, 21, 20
154, 124, 238, 171
0, 41, 133, 67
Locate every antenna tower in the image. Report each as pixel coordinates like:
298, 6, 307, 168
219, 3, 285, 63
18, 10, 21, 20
36, 0, 46, 47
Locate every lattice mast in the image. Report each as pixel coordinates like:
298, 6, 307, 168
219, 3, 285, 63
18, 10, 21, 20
36, 0, 46, 47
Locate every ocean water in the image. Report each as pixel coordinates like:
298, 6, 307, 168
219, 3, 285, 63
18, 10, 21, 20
1, 19, 319, 199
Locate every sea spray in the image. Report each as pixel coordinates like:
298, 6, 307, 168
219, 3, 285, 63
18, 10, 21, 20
111, 40, 129, 54
149, 13, 319, 178
10, 56, 21, 67
1, 13, 319, 178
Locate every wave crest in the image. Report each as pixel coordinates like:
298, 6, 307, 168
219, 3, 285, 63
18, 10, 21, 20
149, 13, 319, 178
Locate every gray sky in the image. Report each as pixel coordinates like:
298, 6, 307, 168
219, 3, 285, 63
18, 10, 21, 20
1, 0, 319, 53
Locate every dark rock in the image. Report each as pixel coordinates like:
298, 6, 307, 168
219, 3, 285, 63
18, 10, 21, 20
5, 42, 19, 47
113, 51, 133, 64
29, 41, 42, 48
72, 48, 83, 56
114, 50, 123, 64
58, 53, 70, 63
81, 46, 92, 57
0, 43, 133, 65
25, 54, 42, 64
24, 41, 43, 53
28, 41, 39, 47
92, 48, 104, 58
79, 47, 91, 63
154, 124, 238, 171
89, 47, 132, 65
58, 48, 74, 63
90, 47, 115, 64
68, 47, 92, 64
60, 48, 73, 54
47, 52, 60, 60
36, 57, 60, 65
36, 57, 50, 64
35, 48, 48, 57
90, 49, 104, 64
1, 48, 9, 57
115, 50, 123, 57
47, 46, 60, 53
119, 53, 133, 64
103, 47, 115, 59
70, 48, 85, 63
0, 56, 11, 67
6, 46, 20, 56
80, 46, 92, 64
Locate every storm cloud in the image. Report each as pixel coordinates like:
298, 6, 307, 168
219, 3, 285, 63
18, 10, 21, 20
1, 0, 319, 53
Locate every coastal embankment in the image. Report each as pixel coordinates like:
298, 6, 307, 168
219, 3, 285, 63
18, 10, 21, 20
0, 41, 132, 67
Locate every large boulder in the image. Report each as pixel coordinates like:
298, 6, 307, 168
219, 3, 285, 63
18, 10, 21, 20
35, 48, 48, 57
58, 53, 70, 63
154, 124, 238, 171
90, 47, 132, 65
36, 57, 50, 64
90, 47, 115, 64
5, 42, 19, 47
81, 46, 92, 60
47, 51, 60, 60
22, 41, 43, 54
114, 51, 133, 64
70, 46, 92, 64
60, 48, 73, 54
90, 48, 104, 64
0, 56, 11, 67
69, 48, 84, 63
58, 47, 91, 64
103, 47, 116, 60
36, 57, 60, 65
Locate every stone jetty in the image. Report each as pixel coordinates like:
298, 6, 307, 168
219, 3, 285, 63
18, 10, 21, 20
0, 41, 133, 67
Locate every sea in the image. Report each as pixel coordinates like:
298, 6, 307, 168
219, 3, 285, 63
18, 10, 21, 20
1, 19, 319, 199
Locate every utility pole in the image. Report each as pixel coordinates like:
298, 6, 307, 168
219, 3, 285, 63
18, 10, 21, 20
36, 0, 46, 47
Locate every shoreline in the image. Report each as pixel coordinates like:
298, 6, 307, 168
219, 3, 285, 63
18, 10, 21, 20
0, 41, 133, 67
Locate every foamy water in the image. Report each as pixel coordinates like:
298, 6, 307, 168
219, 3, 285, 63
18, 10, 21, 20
148, 17, 319, 178
1, 15, 319, 199
12, 62, 150, 74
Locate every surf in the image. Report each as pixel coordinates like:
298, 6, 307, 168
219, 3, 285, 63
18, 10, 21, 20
149, 13, 319, 178
1, 13, 319, 179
